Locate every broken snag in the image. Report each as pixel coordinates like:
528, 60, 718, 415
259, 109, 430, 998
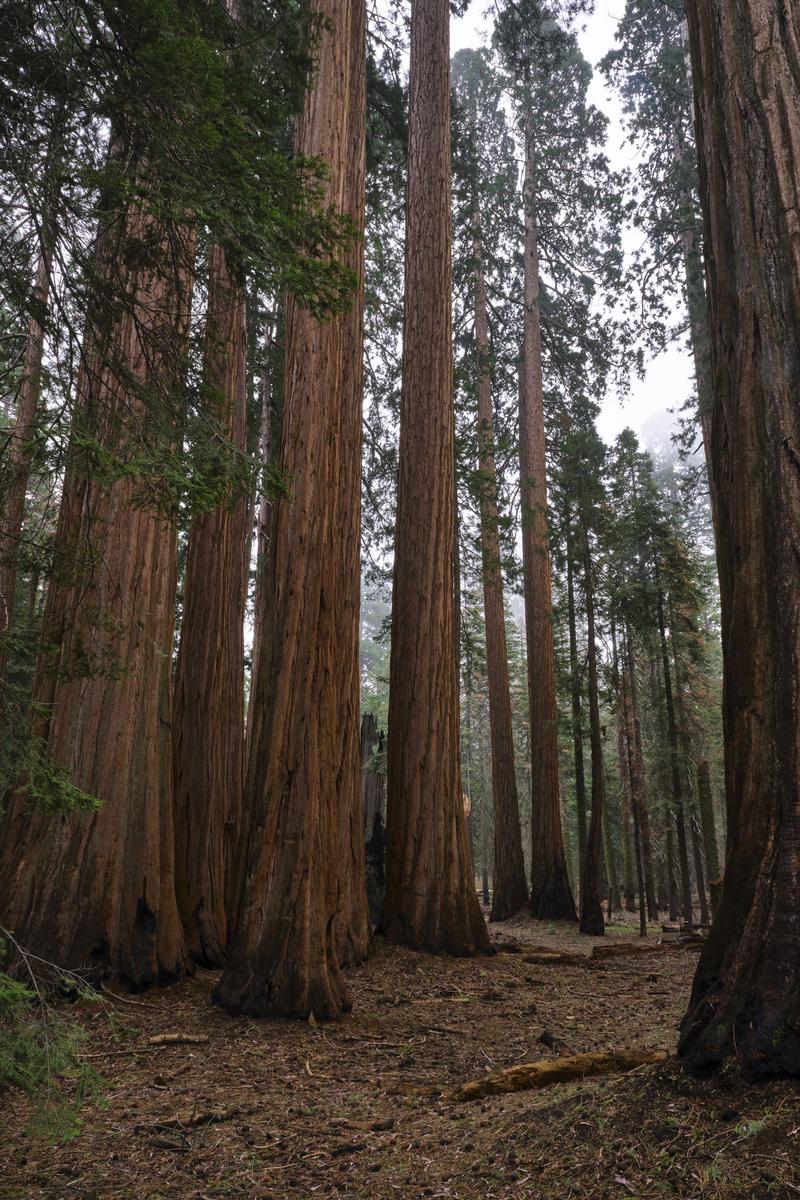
451, 1048, 668, 1101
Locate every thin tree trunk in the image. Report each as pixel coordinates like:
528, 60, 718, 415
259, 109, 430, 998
0, 166, 194, 988
578, 524, 604, 936
214, 0, 369, 1019
696, 758, 721, 913
172, 239, 248, 968
602, 802, 621, 914
519, 118, 575, 922
671, 642, 710, 926
380, 0, 489, 956
473, 221, 527, 921
624, 629, 659, 920
656, 588, 693, 928
566, 521, 588, 874
621, 646, 647, 936
245, 318, 275, 763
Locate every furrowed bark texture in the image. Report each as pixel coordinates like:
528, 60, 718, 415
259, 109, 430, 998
473, 225, 528, 922
520, 120, 575, 922
213, 0, 368, 1019
381, 0, 490, 956
172, 241, 248, 967
0, 193, 193, 989
0, 244, 52, 673
679, 0, 800, 1076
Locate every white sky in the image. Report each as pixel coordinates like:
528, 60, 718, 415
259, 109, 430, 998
451, 1, 694, 451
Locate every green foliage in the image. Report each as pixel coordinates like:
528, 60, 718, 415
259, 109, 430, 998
0, 930, 104, 1141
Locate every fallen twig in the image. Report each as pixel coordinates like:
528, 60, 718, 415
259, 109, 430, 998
148, 1032, 210, 1046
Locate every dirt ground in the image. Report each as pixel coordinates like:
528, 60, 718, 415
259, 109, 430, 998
3, 915, 800, 1199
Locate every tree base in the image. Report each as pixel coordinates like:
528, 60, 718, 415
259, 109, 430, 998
530, 868, 578, 922
213, 953, 351, 1021
379, 887, 493, 957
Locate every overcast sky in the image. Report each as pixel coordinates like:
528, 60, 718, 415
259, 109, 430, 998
451, 2, 694, 451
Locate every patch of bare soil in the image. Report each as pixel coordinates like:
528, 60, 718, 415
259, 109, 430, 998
3, 917, 799, 1199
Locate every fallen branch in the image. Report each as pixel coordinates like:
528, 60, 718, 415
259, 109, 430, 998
139, 1105, 248, 1134
148, 1033, 210, 1046
451, 1048, 668, 1102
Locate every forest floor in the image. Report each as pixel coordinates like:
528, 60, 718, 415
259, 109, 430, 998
3, 914, 800, 1200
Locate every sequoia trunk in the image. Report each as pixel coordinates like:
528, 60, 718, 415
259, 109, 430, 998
0, 174, 193, 988
172, 241, 248, 967
520, 118, 575, 922
679, 0, 800, 1075
380, 0, 490, 956
473, 224, 528, 921
213, 0, 369, 1019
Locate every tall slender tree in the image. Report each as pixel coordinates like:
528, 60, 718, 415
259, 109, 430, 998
214, 0, 369, 1019
380, 0, 490, 956
679, 0, 800, 1076
172, 235, 249, 967
452, 49, 528, 921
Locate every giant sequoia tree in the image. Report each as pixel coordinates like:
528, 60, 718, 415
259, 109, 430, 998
214, 0, 369, 1019
0, 162, 194, 988
679, 0, 800, 1076
380, 0, 490, 956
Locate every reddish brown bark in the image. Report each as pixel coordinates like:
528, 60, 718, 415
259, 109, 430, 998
0, 242, 52, 672
172, 242, 248, 967
213, 0, 368, 1019
380, 0, 490, 957
473, 225, 528, 922
519, 119, 575, 922
0, 185, 194, 989
679, 0, 800, 1075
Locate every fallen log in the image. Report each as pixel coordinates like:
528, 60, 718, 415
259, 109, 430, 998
590, 942, 668, 961
451, 1048, 668, 1102
521, 951, 586, 966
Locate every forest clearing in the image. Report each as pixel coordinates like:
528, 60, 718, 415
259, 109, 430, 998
7, 917, 800, 1200
2, 0, 800, 1195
